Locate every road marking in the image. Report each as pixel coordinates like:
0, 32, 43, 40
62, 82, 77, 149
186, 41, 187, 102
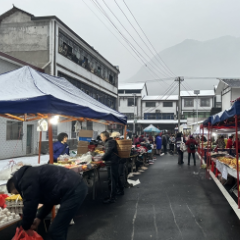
152, 205, 159, 240
166, 193, 183, 239
186, 204, 207, 238
131, 194, 140, 240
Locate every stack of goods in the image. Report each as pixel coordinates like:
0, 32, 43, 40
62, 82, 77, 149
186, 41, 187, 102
78, 130, 93, 155
116, 139, 132, 158
5, 194, 23, 215
217, 156, 240, 169
92, 149, 104, 163
0, 208, 21, 228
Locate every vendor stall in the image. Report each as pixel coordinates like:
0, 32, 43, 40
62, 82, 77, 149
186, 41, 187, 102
0, 66, 127, 229
200, 98, 240, 217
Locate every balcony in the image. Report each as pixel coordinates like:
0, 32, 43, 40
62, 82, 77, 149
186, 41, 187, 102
144, 113, 175, 120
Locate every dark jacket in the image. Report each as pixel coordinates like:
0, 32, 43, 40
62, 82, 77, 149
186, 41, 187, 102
102, 138, 119, 165
186, 138, 198, 153
162, 135, 167, 145
53, 141, 69, 162
13, 165, 81, 230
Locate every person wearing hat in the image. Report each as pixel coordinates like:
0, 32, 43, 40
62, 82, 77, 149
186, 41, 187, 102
186, 135, 198, 166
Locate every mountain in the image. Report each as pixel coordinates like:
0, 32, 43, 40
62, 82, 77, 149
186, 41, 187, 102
123, 36, 240, 95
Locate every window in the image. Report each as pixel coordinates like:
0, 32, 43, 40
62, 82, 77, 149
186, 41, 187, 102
71, 121, 76, 138
128, 98, 137, 106
46, 125, 58, 140
146, 102, 156, 107
123, 113, 134, 119
58, 31, 117, 87
163, 102, 173, 107
59, 72, 116, 110
6, 121, 23, 140
118, 90, 124, 94
144, 113, 174, 119
155, 110, 160, 113
87, 121, 93, 130
184, 98, 194, 107
125, 90, 141, 94
200, 98, 210, 107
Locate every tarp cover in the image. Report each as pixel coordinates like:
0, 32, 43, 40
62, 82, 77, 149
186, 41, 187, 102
203, 100, 240, 127
143, 124, 161, 133
0, 66, 127, 124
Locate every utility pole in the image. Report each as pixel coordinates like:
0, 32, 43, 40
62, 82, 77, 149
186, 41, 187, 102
194, 90, 200, 128
175, 77, 184, 132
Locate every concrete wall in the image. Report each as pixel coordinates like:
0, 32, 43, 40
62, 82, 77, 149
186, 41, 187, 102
222, 91, 231, 110
118, 96, 141, 117
0, 11, 49, 68
0, 58, 20, 74
232, 88, 240, 103
0, 118, 39, 160
181, 97, 213, 112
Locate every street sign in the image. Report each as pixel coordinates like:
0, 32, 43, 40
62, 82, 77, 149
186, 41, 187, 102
194, 90, 200, 94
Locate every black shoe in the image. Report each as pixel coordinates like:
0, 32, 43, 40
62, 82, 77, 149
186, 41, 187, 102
188, 163, 190, 166
103, 198, 116, 204
116, 191, 124, 196
181, 162, 184, 164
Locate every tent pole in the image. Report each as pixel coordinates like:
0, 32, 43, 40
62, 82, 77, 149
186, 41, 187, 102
235, 115, 239, 208
124, 125, 127, 139
38, 131, 42, 164
48, 115, 56, 218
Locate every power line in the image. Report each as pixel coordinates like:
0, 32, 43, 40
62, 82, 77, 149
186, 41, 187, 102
114, 0, 174, 78
82, 0, 143, 66
100, 0, 171, 78
90, 0, 168, 80
122, 0, 176, 77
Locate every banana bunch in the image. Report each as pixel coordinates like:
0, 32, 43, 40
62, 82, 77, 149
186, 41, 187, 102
5, 194, 22, 201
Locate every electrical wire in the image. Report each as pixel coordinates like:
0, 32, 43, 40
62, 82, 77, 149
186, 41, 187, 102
114, 0, 174, 78
89, 0, 167, 80
122, 0, 176, 77
82, 0, 142, 66
100, 0, 171, 78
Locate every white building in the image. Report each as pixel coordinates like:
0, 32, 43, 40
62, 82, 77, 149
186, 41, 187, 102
216, 78, 240, 110
0, 7, 119, 158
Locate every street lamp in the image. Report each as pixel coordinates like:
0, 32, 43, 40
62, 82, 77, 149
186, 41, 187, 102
194, 90, 200, 126
132, 93, 136, 134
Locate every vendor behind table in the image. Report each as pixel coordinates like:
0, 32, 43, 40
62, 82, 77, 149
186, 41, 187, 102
53, 133, 69, 162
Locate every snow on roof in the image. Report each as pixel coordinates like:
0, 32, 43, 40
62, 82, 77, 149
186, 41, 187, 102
180, 90, 215, 97
118, 82, 145, 90
142, 95, 178, 101
219, 78, 240, 88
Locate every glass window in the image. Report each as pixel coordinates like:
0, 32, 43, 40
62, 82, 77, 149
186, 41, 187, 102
118, 90, 124, 94
46, 125, 58, 140
163, 102, 173, 107
87, 121, 93, 130
58, 31, 117, 87
146, 102, 156, 107
125, 90, 141, 94
6, 121, 23, 140
128, 98, 137, 106
59, 72, 116, 110
200, 98, 210, 107
122, 113, 134, 119
184, 98, 194, 107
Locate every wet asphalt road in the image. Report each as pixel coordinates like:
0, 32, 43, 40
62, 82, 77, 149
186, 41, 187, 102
1, 153, 240, 240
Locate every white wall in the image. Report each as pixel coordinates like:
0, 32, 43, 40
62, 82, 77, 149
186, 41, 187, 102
222, 91, 231, 111
142, 101, 177, 116
0, 118, 39, 160
93, 123, 106, 135
181, 97, 213, 112
232, 88, 240, 102
118, 96, 141, 117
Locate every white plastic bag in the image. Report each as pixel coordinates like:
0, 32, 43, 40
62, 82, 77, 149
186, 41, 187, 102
0, 160, 22, 180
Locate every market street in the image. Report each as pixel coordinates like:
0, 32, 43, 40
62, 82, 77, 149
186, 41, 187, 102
60, 154, 240, 240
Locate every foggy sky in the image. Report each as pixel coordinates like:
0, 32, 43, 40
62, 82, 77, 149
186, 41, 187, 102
1, 0, 240, 81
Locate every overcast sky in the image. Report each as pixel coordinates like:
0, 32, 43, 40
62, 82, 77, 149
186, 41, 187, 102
1, 0, 240, 81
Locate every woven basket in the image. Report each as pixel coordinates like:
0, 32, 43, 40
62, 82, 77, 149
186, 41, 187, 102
116, 139, 132, 158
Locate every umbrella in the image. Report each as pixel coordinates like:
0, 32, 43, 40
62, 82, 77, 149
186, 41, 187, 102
143, 124, 161, 133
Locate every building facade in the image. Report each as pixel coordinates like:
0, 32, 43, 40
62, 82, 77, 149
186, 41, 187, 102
216, 78, 240, 110
0, 7, 119, 158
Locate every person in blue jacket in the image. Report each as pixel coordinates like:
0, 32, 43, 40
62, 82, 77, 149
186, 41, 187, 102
155, 134, 162, 155
53, 133, 69, 162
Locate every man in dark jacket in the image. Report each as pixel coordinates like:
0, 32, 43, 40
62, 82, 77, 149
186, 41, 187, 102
162, 134, 167, 154
101, 131, 120, 203
186, 135, 198, 166
7, 165, 88, 240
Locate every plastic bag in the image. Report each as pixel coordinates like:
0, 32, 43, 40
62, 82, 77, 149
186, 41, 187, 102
0, 160, 21, 180
59, 154, 70, 162
12, 227, 43, 240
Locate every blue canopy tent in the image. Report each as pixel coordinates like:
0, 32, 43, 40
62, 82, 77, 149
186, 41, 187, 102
202, 99, 240, 209
0, 66, 127, 164
143, 124, 161, 133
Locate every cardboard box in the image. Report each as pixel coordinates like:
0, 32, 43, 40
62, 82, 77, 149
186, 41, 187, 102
78, 141, 89, 147
79, 130, 93, 138
77, 146, 89, 154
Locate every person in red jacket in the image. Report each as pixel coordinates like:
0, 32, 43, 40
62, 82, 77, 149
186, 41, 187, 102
226, 135, 233, 148
186, 135, 198, 166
